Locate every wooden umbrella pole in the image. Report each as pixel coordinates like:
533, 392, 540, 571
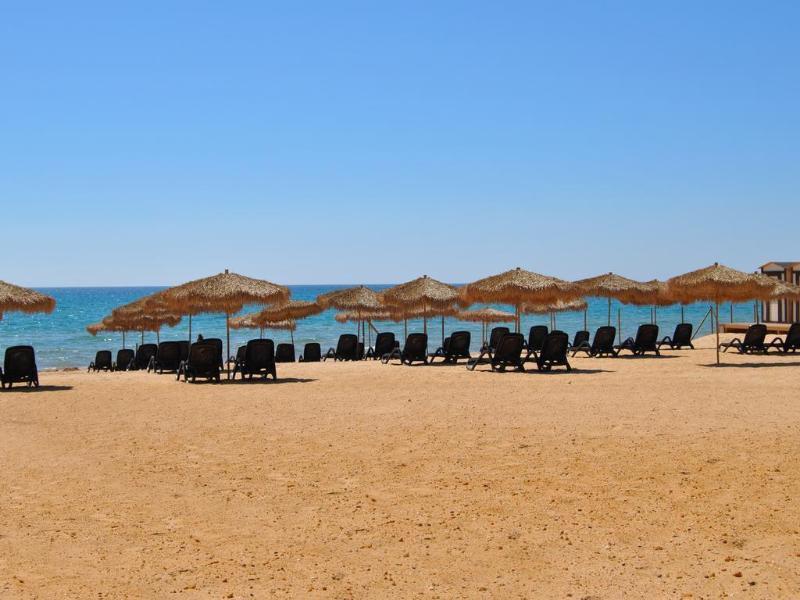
617, 309, 622, 344
226, 313, 231, 378
607, 297, 611, 326
141, 330, 144, 345
715, 302, 720, 365
681, 305, 685, 323
583, 308, 587, 331
188, 314, 192, 343
404, 318, 407, 341
730, 302, 734, 323
122, 331, 126, 349
441, 316, 445, 347
291, 329, 294, 346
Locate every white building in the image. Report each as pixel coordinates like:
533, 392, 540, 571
760, 262, 800, 323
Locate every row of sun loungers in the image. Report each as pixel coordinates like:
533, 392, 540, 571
718, 322, 800, 354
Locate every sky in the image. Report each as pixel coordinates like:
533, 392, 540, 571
1, 1, 798, 286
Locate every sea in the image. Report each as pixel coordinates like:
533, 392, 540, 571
1, 286, 760, 370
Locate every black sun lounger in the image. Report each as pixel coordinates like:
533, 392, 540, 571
88, 350, 113, 372
571, 326, 616, 357
766, 322, 800, 354
275, 343, 295, 363
615, 324, 660, 356
383, 333, 428, 365
149, 341, 182, 373
178, 342, 221, 383
657, 323, 694, 350
132, 343, 157, 371
719, 324, 767, 354
568, 330, 590, 352
300, 342, 321, 362
429, 330, 471, 364
114, 348, 135, 371
324, 334, 359, 361
524, 325, 549, 361
536, 331, 571, 371
367, 332, 396, 360
232, 339, 277, 380
488, 333, 526, 372
1, 346, 39, 389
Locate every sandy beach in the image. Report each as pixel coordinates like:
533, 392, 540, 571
1, 334, 799, 598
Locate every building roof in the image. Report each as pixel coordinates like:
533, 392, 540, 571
761, 261, 800, 271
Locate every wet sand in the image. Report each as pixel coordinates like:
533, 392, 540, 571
1, 334, 799, 598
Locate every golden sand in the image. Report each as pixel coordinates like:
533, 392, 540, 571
1, 334, 799, 598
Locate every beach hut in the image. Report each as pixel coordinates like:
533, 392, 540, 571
759, 261, 800, 323
160, 270, 289, 377
461, 268, 576, 333
667, 263, 775, 365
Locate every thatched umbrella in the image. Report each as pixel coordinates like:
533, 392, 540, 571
523, 298, 588, 330
0, 280, 56, 322
161, 270, 289, 376
667, 263, 775, 364
230, 314, 296, 343
317, 286, 382, 354
456, 307, 516, 346
231, 300, 321, 346
381, 275, 463, 345
634, 280, 674, 325
86, 315, 129, 348
573, 273, 651, 326
112, 293, 183, 344
461, 268, 576, 333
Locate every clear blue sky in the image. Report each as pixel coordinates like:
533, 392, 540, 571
2, 1, 797, 286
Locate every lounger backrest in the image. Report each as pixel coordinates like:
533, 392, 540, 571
302, 342, 321, 362
541, 331, 569, 361
494, 333, 525, 361
202, 338, 224, 366
336, 334, 358, 359
157, 341, 182, 370
674, 323, 693, 345
276, 343, 295, 362
592, 326, 616, 352
235, 345, 247, 363
246, 339, 275, 370
447, 331, 471, 356
178, 341, 190, 362
189, 342, 218, 372
135, 344, 158, 368
528, 325, 549, 352
489, 327, 510, 349
634, 324, 659, 349
572, 330, 589, 348
95, 350, 112, 369
116, 349, 134, 370
743, 324, 767, 346
4, 346, 36, 379
785, 323, 800, 347
404, 333, 428, 360
374, 332, 396, 356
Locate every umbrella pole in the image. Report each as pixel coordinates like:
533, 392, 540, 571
607, 298, 611, 326
441, 316, 445, 347
715, 302, 720, 365
188, 314, 192, 343
226, 313, 231, 379
122, 331, 126, 349
617, 308, 622, 344
404, 319, 407, 341
681, 305, 685, 323
583, 308, 587, 331
141, 330, 144, 345
291, 329, 294, 346
730, 302, 734, 323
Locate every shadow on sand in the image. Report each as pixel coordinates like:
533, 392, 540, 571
700, 361, 800, 369
1, 385, 74, 393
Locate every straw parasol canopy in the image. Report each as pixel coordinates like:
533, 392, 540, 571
573, 272, 651, 325
0, 280, 56, 321
456, 307, 517, 347
754, 275, 800, 300
461, 268, 576, 332
381, 275, 463, 341
317, 286, 382, 311
160, 270, 290, 376
230, 314, 296, 343
523, 298, 588, 330
246, 300, 322, 322
667, 263, 776, 364
335, 310, 398, 324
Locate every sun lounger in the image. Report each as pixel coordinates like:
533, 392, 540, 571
568, 330, 590, 352
367, 332, 396, 360
114, 348, 135, 371
132, 344, 157, 371
571, 326, 617, 357
536, 331, 571, 371
719, 324, 767, 354
177, 342, 221, 383
487, 333, 526, 372
299, 342, 321, 362
1, 346, 39, 389
383, 333, 428, 365
88, 350, 113, 372
615, 324, 660, 356
324, 334, 359, 361
524, 325, 549, 361
429, 330, 471, 364
275, 343, 295, 363
657, 323, 694, 350
766, 322, 800, 354
149, 341, 182, 373
232, 339, 276, 380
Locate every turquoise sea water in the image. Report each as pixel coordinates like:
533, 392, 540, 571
1, 286, 760, 369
